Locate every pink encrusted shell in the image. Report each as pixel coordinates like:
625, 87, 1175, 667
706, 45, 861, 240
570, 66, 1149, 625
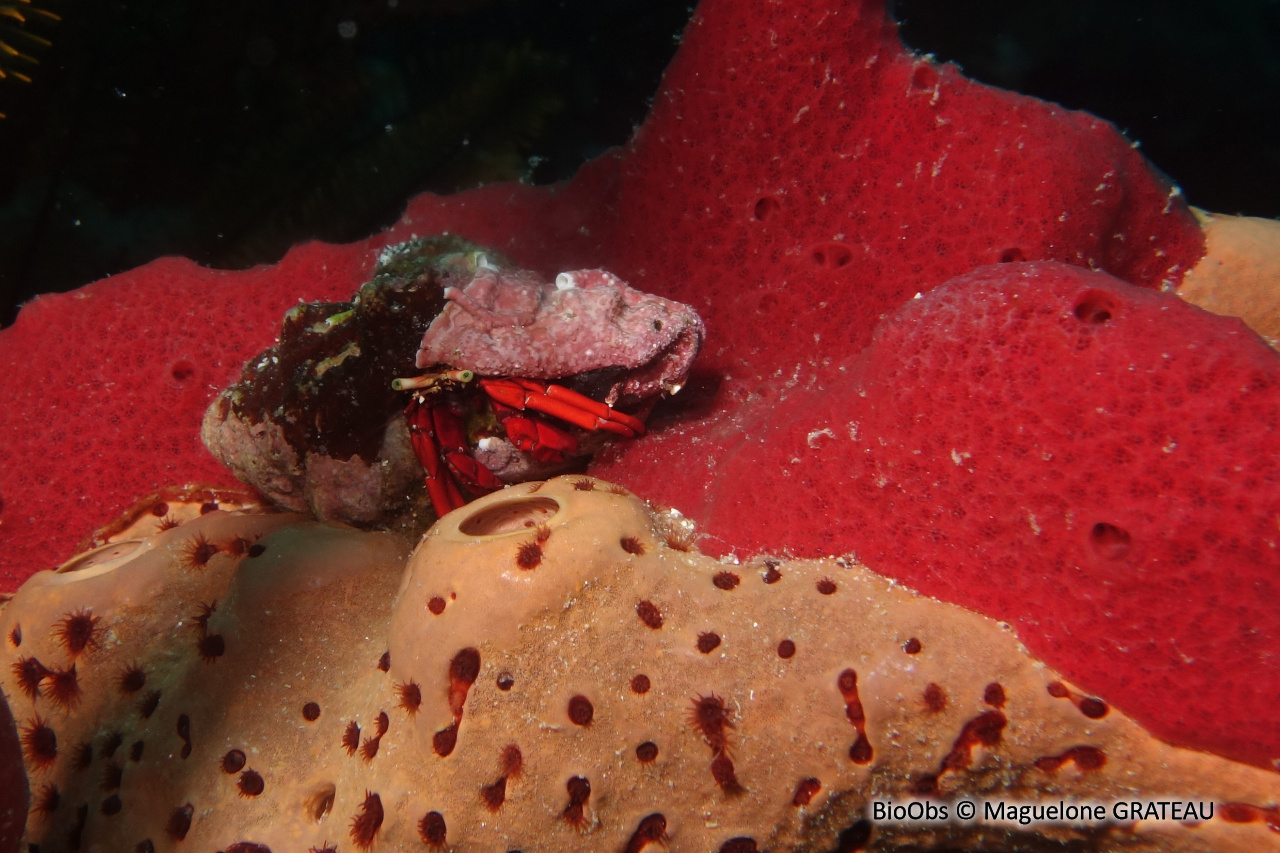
416, 265, 704, 406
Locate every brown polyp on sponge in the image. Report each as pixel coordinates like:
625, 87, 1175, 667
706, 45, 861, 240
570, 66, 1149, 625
5, 477, 1280, 851
1178, 208, 1280, 346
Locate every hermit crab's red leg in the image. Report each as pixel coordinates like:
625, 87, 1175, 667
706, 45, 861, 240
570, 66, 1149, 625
437, 470, 466, 515
540, 382, 647, 435
428, 405, 472, 510
497, 405, 580, 464
404, 397, 465, 516
479, 378, 646, 437
396, 370, 488, 515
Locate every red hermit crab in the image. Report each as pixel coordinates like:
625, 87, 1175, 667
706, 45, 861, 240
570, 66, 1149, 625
392, 259, 704, 515
201, 237, 702, 528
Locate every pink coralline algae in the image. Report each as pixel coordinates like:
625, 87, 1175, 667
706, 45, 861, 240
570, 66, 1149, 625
4, 478, 1280, 851
418, 264, 703, 405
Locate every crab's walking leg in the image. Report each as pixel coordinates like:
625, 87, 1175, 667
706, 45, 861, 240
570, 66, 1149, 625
405, 397, 466, 516
479, 378, 646, 437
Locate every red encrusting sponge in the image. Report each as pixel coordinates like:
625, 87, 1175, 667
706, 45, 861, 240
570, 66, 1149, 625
0, 246, 368, 589
0, 0, 1204, 589
655, 261, 1280, 768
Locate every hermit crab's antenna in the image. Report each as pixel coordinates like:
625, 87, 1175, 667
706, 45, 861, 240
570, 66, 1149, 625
391, 369, 475, 393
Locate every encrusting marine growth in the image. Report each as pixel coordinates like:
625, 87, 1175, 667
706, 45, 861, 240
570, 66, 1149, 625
201, 237, 703, 529
3, 477, 1279, 851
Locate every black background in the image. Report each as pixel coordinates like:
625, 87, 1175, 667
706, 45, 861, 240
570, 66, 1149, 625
0, 0, 1275, 327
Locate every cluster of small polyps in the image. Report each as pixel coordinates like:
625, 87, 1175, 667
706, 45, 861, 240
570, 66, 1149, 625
2, 477, 1278, 852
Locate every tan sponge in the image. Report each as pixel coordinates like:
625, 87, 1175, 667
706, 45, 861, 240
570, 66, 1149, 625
4, 477, 1279, 851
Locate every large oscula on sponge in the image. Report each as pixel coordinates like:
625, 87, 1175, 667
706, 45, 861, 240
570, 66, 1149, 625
4, 478, 1280, 851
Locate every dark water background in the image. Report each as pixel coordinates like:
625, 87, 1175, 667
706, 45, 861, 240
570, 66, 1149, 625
0, 0, 1276, 328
